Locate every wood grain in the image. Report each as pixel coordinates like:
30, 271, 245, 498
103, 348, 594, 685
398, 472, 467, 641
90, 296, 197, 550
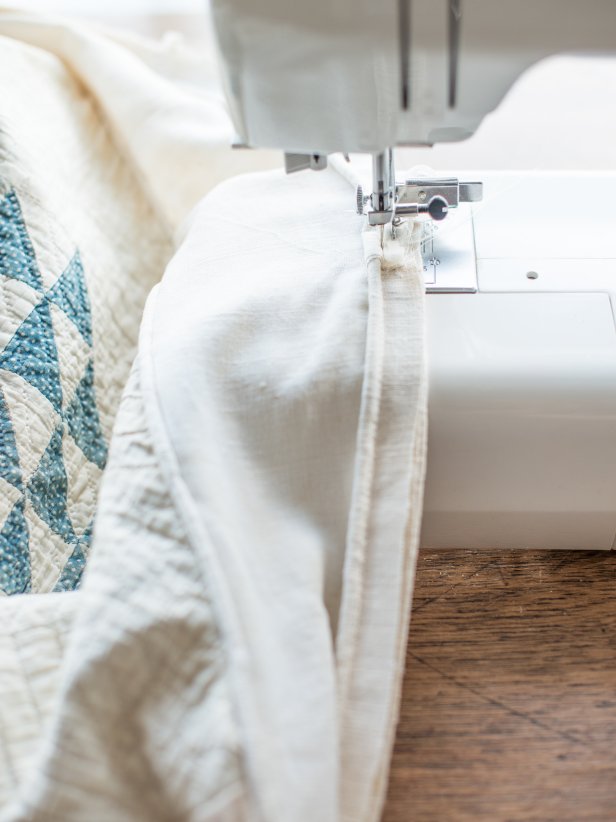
384, 550, 616, 822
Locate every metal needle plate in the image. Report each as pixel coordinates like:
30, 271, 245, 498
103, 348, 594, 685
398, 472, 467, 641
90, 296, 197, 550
422, 207, 478, 293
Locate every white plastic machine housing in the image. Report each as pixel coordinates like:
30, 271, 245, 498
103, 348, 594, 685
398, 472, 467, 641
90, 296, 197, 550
422, 172, 616, 550
208, 0, 616, 550
210, 0, 616, 154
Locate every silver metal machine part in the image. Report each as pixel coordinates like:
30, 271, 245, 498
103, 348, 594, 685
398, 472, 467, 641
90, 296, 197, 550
350, 147, 483, 287
421, 216, 478, 293
284, 153, 328, 174
363, 149, 483, 227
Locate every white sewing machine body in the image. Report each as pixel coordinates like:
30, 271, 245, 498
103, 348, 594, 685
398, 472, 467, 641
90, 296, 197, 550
209, 0, 616, 550
422, 172, 616, 550
210, 0, 616, 155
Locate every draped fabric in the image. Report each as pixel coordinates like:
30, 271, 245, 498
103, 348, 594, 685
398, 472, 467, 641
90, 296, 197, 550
0, 12, 428, 821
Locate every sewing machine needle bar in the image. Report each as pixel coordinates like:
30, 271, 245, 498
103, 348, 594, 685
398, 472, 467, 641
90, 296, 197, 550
448, 0, 461, 108
399, 0, 412, 110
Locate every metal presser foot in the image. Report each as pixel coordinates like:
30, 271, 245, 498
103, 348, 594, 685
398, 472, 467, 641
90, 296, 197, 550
357, 148, 483, 226
357, 149, 483, 293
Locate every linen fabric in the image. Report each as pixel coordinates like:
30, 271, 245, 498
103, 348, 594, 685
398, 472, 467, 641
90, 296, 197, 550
0, 11, 428, 822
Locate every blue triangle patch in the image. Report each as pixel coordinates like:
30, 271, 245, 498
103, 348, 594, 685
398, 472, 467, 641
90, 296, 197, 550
0, 498, 31, 595
0, 387, 23, 491
27, 425, 76, 544
46, 251, 92, 346
64, 360, 108, 469
0, 299, 63, 413
0, 190, 43, 293
54, 522, 92, 592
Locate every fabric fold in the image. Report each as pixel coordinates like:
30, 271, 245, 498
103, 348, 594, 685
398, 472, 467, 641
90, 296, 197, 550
337, 220, 427, 822
0, 6, 278, 232
0, 12, 428, 822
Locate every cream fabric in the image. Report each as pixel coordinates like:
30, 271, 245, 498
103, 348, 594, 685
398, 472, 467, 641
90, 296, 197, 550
3, 355, 247, 820
146, 165, 428, 822
0, 11, 428, 822
0, 8, 278, 233
0, 592, 78, 799
0, 29, 172, 594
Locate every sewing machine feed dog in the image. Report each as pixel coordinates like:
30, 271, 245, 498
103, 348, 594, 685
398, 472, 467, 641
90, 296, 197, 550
210, 0, 616, 551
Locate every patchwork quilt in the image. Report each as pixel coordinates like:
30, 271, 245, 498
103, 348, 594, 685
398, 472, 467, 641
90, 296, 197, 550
0, 33, 172, 594
0, 191, 106, 593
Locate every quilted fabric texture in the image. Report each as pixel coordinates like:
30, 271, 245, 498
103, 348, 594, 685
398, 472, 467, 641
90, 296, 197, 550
0, 34, 173, 594
0, 590, 77, 802
0, 189, 107, 594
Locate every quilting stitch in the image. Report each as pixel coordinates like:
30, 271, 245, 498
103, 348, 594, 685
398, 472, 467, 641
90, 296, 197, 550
0, 188, 108, 594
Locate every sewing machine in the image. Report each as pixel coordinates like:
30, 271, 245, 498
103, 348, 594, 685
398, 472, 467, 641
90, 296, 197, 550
210, 0, 616, 551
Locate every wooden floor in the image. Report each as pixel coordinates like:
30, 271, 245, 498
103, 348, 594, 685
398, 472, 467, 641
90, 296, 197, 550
384, 549, 616, 822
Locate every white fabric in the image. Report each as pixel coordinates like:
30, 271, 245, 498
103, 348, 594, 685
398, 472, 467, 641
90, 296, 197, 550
146, 166, 427, 821
0, 11, 428, 822
0, 28, 172, 594
3, 355, 247, 820
0, 8, 278, 233
0, 593, 78, 800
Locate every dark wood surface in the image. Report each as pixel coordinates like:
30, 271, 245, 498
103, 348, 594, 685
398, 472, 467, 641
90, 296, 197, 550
384, 549, 616, 822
